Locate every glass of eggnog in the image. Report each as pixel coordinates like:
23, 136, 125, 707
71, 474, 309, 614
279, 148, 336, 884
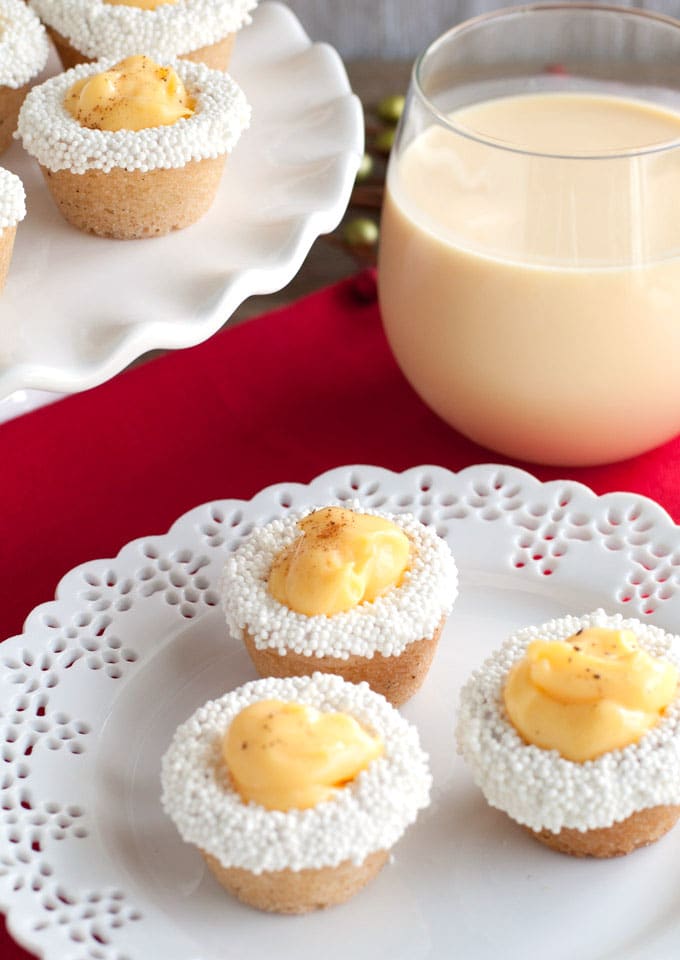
378, 4, 680, 466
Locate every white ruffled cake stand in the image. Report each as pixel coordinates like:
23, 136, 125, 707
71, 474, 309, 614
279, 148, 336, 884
0, 1, 363, 421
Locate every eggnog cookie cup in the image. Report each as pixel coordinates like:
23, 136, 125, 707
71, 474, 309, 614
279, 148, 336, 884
456, 611, 680, 858
0, 167, 26, 290
16, 56, 250, 239
29, 0, 256, 71
0, 0, 49, 153
161, 673, 432, 913
221, 506, 458, 707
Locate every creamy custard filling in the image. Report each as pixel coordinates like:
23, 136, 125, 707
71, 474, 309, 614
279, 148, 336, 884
268, 506, 410, 617
224, 699, 384, 811
64, 54, 194, 131
504, 626, 678, 762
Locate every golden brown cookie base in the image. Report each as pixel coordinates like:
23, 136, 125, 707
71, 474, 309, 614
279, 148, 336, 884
243, 619, 445, 708
47, 27, 92, 71
40, 156, 226, 240
182, 33, 236, 71
202, 848, 388, 914
48, 27, 236, 71
0, 225, 17, 292
0, 83, 28, 155
529, 804, 680, 858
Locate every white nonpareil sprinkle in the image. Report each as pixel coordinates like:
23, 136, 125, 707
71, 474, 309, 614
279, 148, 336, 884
221, 507, 458, 659
0, 167, 26, 229
0, 0, 49, 89
16, 57, 251, 174
29, 0, 257, 60
160, 673, 432, 873
456, 610, 680, 833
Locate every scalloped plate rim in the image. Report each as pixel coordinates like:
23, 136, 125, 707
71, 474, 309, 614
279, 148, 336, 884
9, 461, 679, 646
3, 462, 680, 960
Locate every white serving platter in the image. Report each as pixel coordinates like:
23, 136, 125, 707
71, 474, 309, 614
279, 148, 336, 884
2, 463, 680, 960
0, 1, 363, 403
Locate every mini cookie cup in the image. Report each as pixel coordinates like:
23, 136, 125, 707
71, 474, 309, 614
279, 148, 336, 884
0, 0, 49, 153
0, 166, 26, 290
160, 673, 432, 913
221, 507, 459, 707
16, 57, 250, 239
456, 611, 680, 858
0, 86, 25, 154
29, 0, 256, 71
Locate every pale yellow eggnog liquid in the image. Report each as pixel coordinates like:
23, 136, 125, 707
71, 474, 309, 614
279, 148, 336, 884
379, 93, 680, 465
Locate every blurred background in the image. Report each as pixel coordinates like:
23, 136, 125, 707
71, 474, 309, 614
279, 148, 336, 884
286, 0, 680, 58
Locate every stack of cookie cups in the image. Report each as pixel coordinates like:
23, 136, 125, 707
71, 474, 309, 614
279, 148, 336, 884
0, 0, 49, 153
16, 57, 250, 239
29, 0, 257, 71
161, 673, 432, 913
221, 506, 459, 707
456, 611, 680, 858
0, 166, 25, 290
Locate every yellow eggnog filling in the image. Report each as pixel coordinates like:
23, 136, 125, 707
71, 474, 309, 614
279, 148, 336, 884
223, 700, 384, 810
504, 627, 678, 762
268, 506, 410, 616
64, 55, 195, 132
103, 0, 176, 9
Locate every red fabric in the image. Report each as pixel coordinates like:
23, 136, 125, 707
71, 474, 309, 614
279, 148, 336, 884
1, 269, 680, 957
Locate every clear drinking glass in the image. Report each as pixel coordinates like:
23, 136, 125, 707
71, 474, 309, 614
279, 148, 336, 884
378, 4, 680, 466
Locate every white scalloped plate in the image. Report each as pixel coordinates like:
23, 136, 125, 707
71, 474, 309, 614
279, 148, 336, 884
2, 464, 680, 960
0, 1, 362, 399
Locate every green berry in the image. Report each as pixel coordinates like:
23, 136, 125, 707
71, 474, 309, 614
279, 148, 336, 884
343, 217, 379, 247
374, 128, 396, 155
377, 94, 406, 124
356, 153, 374, 182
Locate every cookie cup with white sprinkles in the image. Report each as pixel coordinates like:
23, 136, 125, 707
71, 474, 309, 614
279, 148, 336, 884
456, 611, 680, 858
160, 673, 432, 914
0, 167, 25, 290
29, 0, 256, 72
0, 0, 49, 153
221, 506, 458, 708
16, 56, 250, 239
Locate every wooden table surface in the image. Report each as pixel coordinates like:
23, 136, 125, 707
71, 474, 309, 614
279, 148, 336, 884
228, 60, 412, 323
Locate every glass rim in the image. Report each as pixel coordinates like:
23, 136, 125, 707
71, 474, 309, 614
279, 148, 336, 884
412, 2, 680, 161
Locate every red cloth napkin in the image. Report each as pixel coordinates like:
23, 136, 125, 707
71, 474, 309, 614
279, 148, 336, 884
2, 269, 680, 958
